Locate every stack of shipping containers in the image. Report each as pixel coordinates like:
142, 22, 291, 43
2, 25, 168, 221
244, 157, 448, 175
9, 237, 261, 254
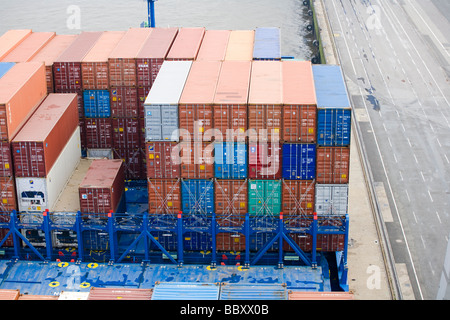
0, 31, 55, 63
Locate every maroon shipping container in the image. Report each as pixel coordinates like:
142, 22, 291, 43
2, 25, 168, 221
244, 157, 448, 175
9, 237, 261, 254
215, 179, 247, 228
0, 176, 17, 212
216, 232, 246, 252
79, 118, 86, 150
248, 142, 282, 179
112, 118, 140, 150
88, 287, 153, 300
0, 141, 13, 177
166, 28, 205, 61
78, 159, 125, 213
12, 93, 79, 177
113, 147, 145, 180
84, 118, 113, 149
110, 86, 138, 118
316, 147, 350, 184
281, 180, 315, 217
147, 179, 181, 214
136, 27, 179, 88
53, 32, 103, 92
137, 86, 150, 119
145, 141, 180, 179
179, 141, 214, 179
284, 233, 345, 252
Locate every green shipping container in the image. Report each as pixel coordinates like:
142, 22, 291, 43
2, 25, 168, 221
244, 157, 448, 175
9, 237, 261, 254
248, 180, 281, 216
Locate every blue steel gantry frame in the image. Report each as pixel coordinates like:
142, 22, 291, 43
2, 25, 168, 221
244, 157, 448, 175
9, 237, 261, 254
147, 0, 156, 28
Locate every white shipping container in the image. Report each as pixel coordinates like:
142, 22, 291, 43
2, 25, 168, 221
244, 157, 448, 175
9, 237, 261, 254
315, 184, 349, 216
144, 61, 192, 141
86, 148, 113, 159
16, 127, 81, 212
58, 291, 90, 300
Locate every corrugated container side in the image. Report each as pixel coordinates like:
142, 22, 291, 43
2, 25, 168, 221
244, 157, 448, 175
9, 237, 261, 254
248, 142, 282, 179
88, 287, 153, 300
317, 109, 351, 146
84, 118, 113, 149
0, 289, 20, 300
0, 176, 17, 213
0, 62, 47, 141
78, 159, 125, 213
138, 86, 151, 118
214, 179, 248, 225
112, 147, 145, 180
1, 32, 56, 63
112, 117, 140, 150
316, 147, 350, 184
282, 180, 315, 216
151, 282, 219, 300
253, 27, 281, 60
83, 90, 111, 118
248, 180, 281, 216
196, 30, 231, 61
0, 29, 32, 60
284, 232, 345, 252
166, 27, 205, 61
145, 141, 180, 179
214, 142, 247, 179
110, 86, 138, 118
281, 143, 316, 180
18, 294, 59, 300
181, 179, 214, 214
225, 30, 255, 61
0, 141, 13, 177
148, 179, 181, 214
12, 94, 79, 178
0, 62, 15, 79
288, 291, 354, 300
216, 232, 246, 251
179, 141, 214, 179
315, 184, 349, 216
219, 284, 287, 300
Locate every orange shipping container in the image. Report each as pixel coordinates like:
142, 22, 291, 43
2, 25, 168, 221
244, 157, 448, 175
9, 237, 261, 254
1, 32, 55, 63
0, 62, 47, 141
166, 27, 205, 61
81, 31, 125, 90
224, 30, 254, 61
316, 147, 350, 184
0, 289, 20, 300
0, 29, 32, 60
196, 30, 231, 61
281, 180, 315, 216
282, 61, 317, 143
148, 179, 181, 214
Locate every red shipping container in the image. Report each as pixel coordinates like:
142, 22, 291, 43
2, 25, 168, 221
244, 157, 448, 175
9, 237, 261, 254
145, 141, 180, 179
0, 141, 13, 177
112, 118, 140, 150
56, 89, 84, 118
216, 232, 246, 252
248, 142, 282, 179
281, 180, 315, 216
0, 29, 32, 60
79, 117, 86, 150
12, 94, 79, 177
1, 31, 55, 63
108, 28, 153, 87
88, 287, 153, 300
316, 147, 350, 184
147, 179, 181, 214
166, 28, 205, 61
0, 176, 17, 246
215, 180, 247, 228
137, 86, 150, 119
0, 62, 47, 141
113, 147, 145, 180
110, 86, 138, 118
197, 30, 231, 61
179, 141, 214, 179
283, 233, 345, 252
136, 27, 178, 87
84, 118, 113, 149
53, 31, 103, 92
79, 159, 125, 213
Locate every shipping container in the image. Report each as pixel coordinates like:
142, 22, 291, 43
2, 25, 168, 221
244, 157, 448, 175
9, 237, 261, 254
83, 90, 111, 118
0, 176, 17, 213
12, 94, 79, 178
166, 27, 205, 61
179, 141, 214, 179
144, 61, 192, 141
81, 31, 125, 90
18, 294, 59, 300
248, 61, 282, 142
112, 147, 145, 180
145, 141, 180, 179
216, 232, 246, 252
30, 34, 77, 92
196, 30, 231, 61
78, 159, 125, 213
0, 289, 20, 300
281, 143, 316, 180
224, 30, 254, 61
16, 127, 81, 212
110, 86, 138, 118
313, 65, 351, 146
282, 61, 317, 143
248, 180, 281, 217
253, 27, 281, 60
214, 142, 247, 179
288, 291, 354, 300
136, 27, 179, 87
84, 118, 113, 149
315, 184, 349, 216
151, 282, 220, 300
0, 30, 32, 60
88, 287, 153, 300
53, 31, 103, 92
137, 86, 151, 118
248, 142, 282, 179
284, 232, 346, 252
178, 61, 222, 141
0, 141, 13, 177
108, 28, 153, 87
87, 148, 113, 159
281, 180, 315, 216
0, 62, 15, 79
220, 284, 287, 300
148, 179, 181, 214
58, 291, 90, 300
112, 117, 140, 150
1, 32, 55, 63
214, 179, 248, 225
181, 179, 214, 214
0, 62, 47, 141
316, 147, 350, 184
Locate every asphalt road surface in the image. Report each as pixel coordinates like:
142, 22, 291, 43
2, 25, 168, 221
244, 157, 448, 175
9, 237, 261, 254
322, 0, 450, 300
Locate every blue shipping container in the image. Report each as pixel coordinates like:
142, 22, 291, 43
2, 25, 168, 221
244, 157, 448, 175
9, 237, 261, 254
181, 179, 215, 214
214, 142, 247, 179
317, 109, 351, 146
253, 27, 281, 60
0, 62, 15, 79
83, 90, 111, 118
282, 143, 316, 180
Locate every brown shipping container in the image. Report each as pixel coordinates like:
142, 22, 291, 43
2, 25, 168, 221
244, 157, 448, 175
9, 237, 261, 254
248, 142, 282, 179
0, 176, 17, 212
79, 117, 86, 150
136, 27, 179, 87
166, 27, 205, 61
213, 61, 251, 142
196, 30, 231, 61
215, 180, 247, 228
1, 32, 55, 63
84, 118, 113, 149
88, 287, 153, 300
113, 147, 145, 180
110, 86, 138, 118
145, 141, 180, 179
137, 86, 151, 118
0, 141, 13, 177
216, 233, 246, 252
53, 31, 103, 92
248, 61, 282, 142
81, 31, 125, 90
112, 117, 140, 150
108, 28, 153, 87
179, 61, 222, 141
224, 30, 254, 61
0, 62, 47, 141
12, 94, 78, 177
316, 147, 350, 184
0, 30, 32, 60
281, 180, 315, 216
148, 179, 181, 214
282, 61, 317, 143
79, 159, 125, 213
0, 289, 20, 300
30, 34, 78, 92
179, 141, 214, 179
